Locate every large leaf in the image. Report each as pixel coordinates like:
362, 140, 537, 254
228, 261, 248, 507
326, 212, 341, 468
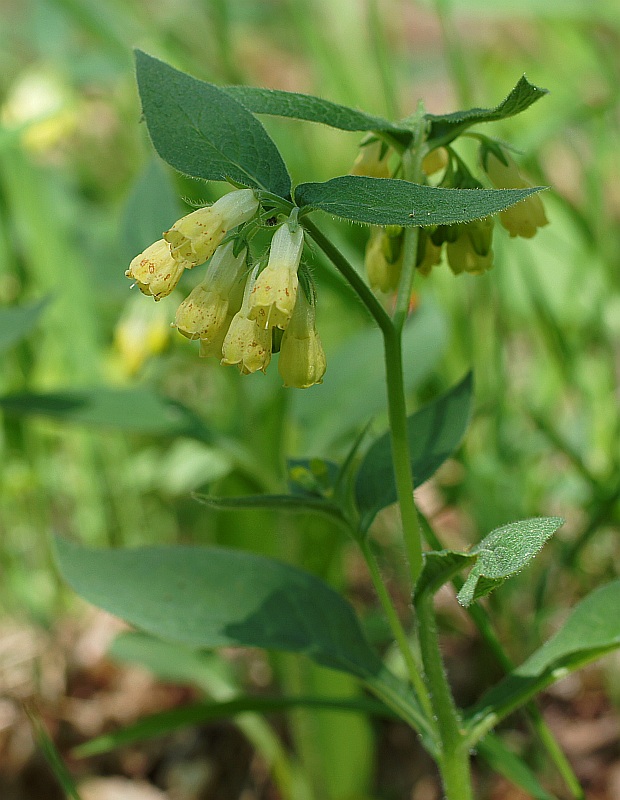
135, 51, 291, 198
193, 492, 348, 529
426, 76, 548, 148
296, 176, 544, 227
53, 538, 383, 680
74, 693, 392, 758
0, 387, 211, 440
477, 735, 556, 800
456, 517, 564, 607
355, 373, 473, 532
224, 86, 404, 135
224, 77, 547, 150
466, 581, 620, 741
0, 297, 50, 354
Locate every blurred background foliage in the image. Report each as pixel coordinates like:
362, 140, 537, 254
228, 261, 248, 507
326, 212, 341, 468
1, 0, 620, 797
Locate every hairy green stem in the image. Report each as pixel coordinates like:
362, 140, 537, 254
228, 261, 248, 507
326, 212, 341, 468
419, 513, 584, 798
382, 328, 423, 585
417, 594, 473, 800
358, 537, 435, 725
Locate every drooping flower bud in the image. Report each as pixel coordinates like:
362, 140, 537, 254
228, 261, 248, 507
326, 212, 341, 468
466, 217, 494, 257
365, 226, 404, 293
114, 294, 171, 375
164, 189, 258, 267
221, 266, 272, 374
415, 229, 443, 277
447, 226, 494, 276
278, 290, 326, 389
248, 218, 304, 330
173, 242, 246, 341
422, 147, 448, 177
198, 277, 245, 360
125, 239, 186, 300
350, 140, 391, 178
484, 152, 548, 239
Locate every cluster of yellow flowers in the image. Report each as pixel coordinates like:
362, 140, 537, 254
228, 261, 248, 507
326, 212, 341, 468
352, 142, 548, 293
125, 189, 326, 388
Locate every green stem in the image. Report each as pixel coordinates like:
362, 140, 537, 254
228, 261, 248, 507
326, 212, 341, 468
419, 513, 584, 798
417, 594, 473, 799
358, 537, 435, 725
383, 328, 423, 585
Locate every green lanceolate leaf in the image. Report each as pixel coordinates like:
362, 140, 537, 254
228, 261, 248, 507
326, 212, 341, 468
296, 176, 544, 227
135, 51, 291, 198
74, 693, 393, 758
0, 387, 211, 440
224, 77, 547, 151
53, 537, 383, 680
466, 581, 620, 742
193, 492, 348, 529
413, 550, 476, 604
224, 85, 405, 136
0, 297, 50, 354
456, 517, 564, 607
426, 76, 549, 148
477, 735, 556, 800
355, 372, 473, 532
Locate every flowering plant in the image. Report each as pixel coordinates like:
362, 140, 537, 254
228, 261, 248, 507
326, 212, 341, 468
53, 53, 620, 800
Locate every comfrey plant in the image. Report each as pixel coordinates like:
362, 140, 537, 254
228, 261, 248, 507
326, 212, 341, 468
54, 52, 620, 799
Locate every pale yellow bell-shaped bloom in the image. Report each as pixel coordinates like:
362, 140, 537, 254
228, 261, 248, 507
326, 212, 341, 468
416, 231, 443, 277
447, 227, 494, 276
248, 220, 304, 330
365, 226, 403, 293
114, 294, 171, 376
278, 291, 326, 389
198, 276, 245, 360
164, 189, 258, 267
174, 242, 246, 341
221, 266, 272, 374
422, 147, 448, 177
125, 239, 187, 300
484, 152, 548, 239
350, 140, 391, 178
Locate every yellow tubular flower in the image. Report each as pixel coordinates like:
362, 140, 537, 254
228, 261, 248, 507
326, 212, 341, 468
164, 188, 259, 267
221, 266, 272, 374
278, 290, 326, 389
199, 277, 245, 360
350, 140, 391, 178
365, 227, 403, 293
174, 242, 246, 341
248, 220, 304, 330
416, 230, 443, 277
422, 147, 449, 177
447, 228, 494, 276
125, 239, 187, 300
484, 152, 548, 239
